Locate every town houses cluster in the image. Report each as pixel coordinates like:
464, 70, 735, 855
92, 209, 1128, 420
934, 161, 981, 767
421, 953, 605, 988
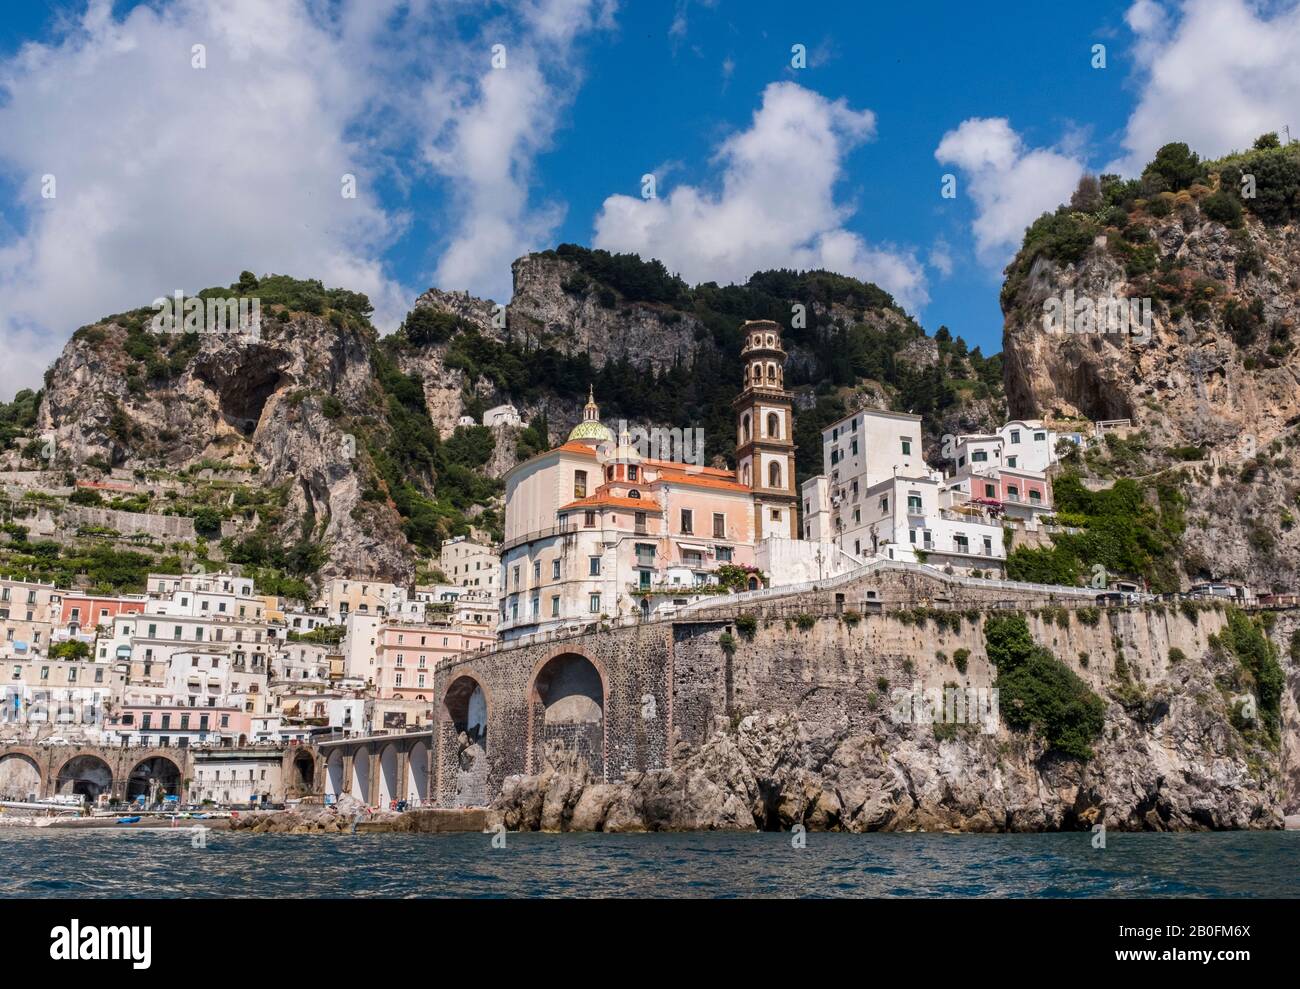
0, 320, 1069, 798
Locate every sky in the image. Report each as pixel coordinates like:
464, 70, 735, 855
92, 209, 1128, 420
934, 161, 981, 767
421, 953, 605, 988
1, 0, 1298, 401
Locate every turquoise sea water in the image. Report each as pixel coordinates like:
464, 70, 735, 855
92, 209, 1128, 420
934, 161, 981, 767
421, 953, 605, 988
0, 830, 1296, 898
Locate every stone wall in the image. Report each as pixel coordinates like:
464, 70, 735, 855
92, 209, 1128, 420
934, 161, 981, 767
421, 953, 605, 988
431, 592, 1273, 815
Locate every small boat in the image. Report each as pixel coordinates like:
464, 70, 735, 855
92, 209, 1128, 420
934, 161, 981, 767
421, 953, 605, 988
116, 816, 141, 825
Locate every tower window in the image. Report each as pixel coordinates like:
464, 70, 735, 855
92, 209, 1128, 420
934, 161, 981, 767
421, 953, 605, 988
742, 414, 751, 442
768, 461, 782, 488
766, 412, 779, 438
574, 470, 587, 498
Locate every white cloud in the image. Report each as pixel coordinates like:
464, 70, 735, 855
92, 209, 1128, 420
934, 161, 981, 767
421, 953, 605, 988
935, 117, 1085, 266
0, 0, 613, 401
592, 81, 928, 312
927, 240, 954, 278
1110, 0, 1300, 174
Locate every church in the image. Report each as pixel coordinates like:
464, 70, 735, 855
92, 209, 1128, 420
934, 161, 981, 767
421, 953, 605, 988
497, 319, 802, 640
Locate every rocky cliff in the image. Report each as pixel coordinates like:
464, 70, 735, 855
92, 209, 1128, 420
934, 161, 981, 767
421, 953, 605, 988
1000, 140, 1300, 592
492, 605, 1296, 833
33, 285, 413, 581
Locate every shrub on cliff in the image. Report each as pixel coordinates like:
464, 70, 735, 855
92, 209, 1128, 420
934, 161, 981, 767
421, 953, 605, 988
734, 613, 758, 638
1218, 608, 1283, 741
984, 614, 1105, 759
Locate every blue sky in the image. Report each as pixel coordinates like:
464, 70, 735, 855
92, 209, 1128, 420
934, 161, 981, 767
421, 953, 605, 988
1, 0, 1297, 399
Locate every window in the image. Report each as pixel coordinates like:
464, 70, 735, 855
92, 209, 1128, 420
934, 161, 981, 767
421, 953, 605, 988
1029, 489, 1042, 504
1007, 456, 1017, 468
552, 560, 561, 579
767, 412, 780, 438
551, 596, 560, 617
715, 546, 733, 562
768, 461, 782, 488
850, 439, 858, 456
983, 536, 993, 555
1034, 432, 1047, 442
1010, 430, 1021, 444
584, 510, 596, 528
880, 496, 889, 512
907, 494, 923, 514
770, 509, 782, 522
984, 483, 996, 499
901, 438, 912, 455
1007, 486, 1020, 501
628, 465, 638, 481
741, 414, 750, 442
588, 556, 601, 576
680, 509, 693, 534
573, 470, 587, 498
635, 510, 647, 532
972, 450, 988, 463
589, 594, 601, 614
712, 513, 726, 538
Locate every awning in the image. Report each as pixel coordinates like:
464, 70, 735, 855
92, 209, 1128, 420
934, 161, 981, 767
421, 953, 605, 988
676, 542, 708, 552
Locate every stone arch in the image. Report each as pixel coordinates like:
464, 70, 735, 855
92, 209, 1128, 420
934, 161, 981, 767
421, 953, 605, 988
351, 747, 372, 805
0, 752, 42, 800
325, 748, 345, 799
768, 460, 782, 489
443, 675, 489, 807
54, 753, 114, 801
126, 755, 182, 804
377, 744, 399, 808
766, 411, 780, 439
290, 750, 315, 795
528, 651, 606, 779
406, 741, 429, 805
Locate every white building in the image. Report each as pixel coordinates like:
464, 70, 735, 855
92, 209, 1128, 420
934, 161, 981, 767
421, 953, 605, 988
483, 404, 523, 428
439, 535, 500, 590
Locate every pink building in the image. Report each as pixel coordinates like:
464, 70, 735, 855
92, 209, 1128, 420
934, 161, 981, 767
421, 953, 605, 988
61, 594, 146, 632
375, 620, 494, 702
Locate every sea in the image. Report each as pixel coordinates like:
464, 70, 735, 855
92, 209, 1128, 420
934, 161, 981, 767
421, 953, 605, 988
0, 829, 1296, 897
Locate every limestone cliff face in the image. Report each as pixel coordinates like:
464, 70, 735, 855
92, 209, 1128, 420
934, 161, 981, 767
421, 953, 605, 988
492, 607, 1295, 833
508, 253, 707, 374
1001, 185, 1300, 591
1003, 211, 1300, 446
36, 313, 413, 581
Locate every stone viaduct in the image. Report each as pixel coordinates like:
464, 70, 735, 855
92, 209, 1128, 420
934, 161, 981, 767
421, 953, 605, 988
0, 743, 316, 803
421, 562, 1102, 809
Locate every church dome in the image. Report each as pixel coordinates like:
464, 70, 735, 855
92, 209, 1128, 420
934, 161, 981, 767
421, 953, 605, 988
566, 386, 614, 446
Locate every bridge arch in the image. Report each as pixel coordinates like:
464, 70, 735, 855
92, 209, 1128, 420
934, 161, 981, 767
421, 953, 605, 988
54, 753, 114, 801
528, 651, 606, 779
440, 673, 491, 807
0, 751, 42, 800
351, 747, 372, 806
325, 748, 345, 799
126, 756, 182, 804
377, 744, 399, 808
290, 750, 315, 796
406, 741, 429, 805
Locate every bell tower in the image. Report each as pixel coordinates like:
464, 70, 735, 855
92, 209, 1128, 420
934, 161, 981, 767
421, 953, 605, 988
732, 319, 798, 540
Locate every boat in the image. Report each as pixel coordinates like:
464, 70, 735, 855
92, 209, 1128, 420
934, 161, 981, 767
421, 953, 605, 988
116, 816, 141, 824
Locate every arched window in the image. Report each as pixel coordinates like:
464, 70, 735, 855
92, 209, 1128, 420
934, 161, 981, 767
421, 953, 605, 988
742, 464, 751, 486
628, 489, 641, 499
768, 461, 782, 488
767, 362, 777, 382
765, 333, 774, 347
741, 414, 751, 442
766, 412, 780, 438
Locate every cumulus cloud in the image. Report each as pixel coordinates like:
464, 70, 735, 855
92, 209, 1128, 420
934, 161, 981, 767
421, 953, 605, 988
0, 0, 612, 400
1110, 0, 1300, 174
934, 117, 1085, 266
592, 81, 928, 311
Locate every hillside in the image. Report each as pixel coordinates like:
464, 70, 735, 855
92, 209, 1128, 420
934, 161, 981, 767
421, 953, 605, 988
1000, 135, 1300, 592
0, 256, 1002, 591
